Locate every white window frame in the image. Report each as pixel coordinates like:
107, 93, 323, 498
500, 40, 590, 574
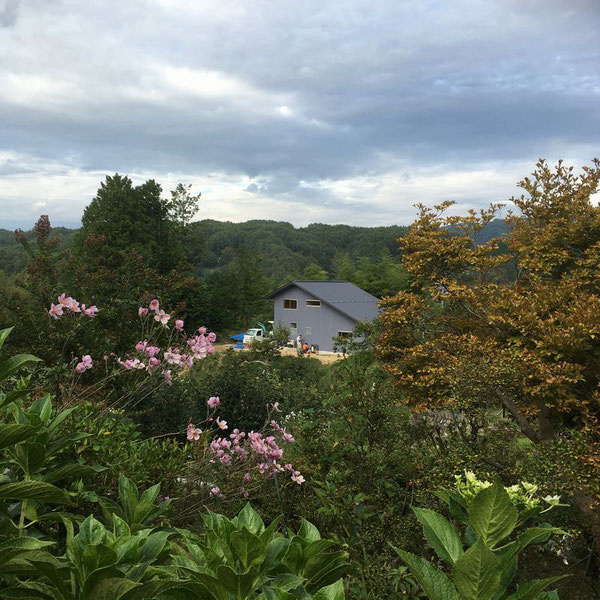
305, 326, 312, 335
289, 321, 298, 334
283, 298, 298, 310
306, 299, 321, 307
337, 330, 353, 338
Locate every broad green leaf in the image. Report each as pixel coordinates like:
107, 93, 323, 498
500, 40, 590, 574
468, 483, 517, 547
230, 526, 266, 568
85, 576, 139, 600
395, 548, 459, 600
313, 579, 345, 600
505, 576, 568, 600
517, 527, 565, 551
30, 396, 52, 424
0, 326, 14, 350
14, 442, 46, 476
0, 354, 42, 382
76, 515, 107, 548
261, 588, 296, 600
0, 481, 69, 504
413, 507, 464, 565
139, 482, 161, 504
264, 537, 289, 572
453, 539, 501, 600
0, 423, 37, 450
43, 462, 99, 484
216, 564, 259, 598
237, 502, 264, 535
298, 519, 321, 543
283, 540, 303, 573
0, 537, 54, 567
270, 573, 305, 591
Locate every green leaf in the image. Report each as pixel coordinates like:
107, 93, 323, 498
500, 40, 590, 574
0, 354, 42, 382
0, 326, 14, 350
312, 579, 345, 600
505, 576, 568, 600
0, 481, 69, 504
298, 519, 321, 543
237, 502, 264, 535
86, 577, 139, 600
413, 507, 464, 566
30, 396, 52, 424
270, 573, 305, 591
0, 424, 38, 451
261, 588, 296, 600
453, 539, 501, 600
395, 548, 459, 600
468, 483, 517, 548
230, 526, 266, 569
516, 527, 565, 551
43, 462, 99, 484
216, 564, 259, 598
14, 442, 46, 476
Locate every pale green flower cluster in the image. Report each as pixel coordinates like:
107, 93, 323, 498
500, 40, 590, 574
455, 471, 563, 512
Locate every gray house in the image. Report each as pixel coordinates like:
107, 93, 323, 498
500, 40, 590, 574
265, 280, 379, 352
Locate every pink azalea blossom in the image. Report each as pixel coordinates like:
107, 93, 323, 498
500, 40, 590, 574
149, 299, 160, 311
81, 355, 93, 369
48, 303, 64, 319
209, 487, 221, 497
135, 340, 148, 352
138, 307, 149, 317
207, 345, 215, 355
207, 332, 216, 342
197, 326, 207, 335
283, 432, 295, 443
75, 362, 87, 373
154, 309, 171, 326
216, 418, 228, 430
175, 319, 184, 330
162, 370, 172, 383
207, 396, 220, 409
187, 424, 202, 440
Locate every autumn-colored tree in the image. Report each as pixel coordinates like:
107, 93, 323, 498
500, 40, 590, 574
377, 159, 600, 543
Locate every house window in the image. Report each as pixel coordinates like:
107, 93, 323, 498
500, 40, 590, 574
305, 326, 312, 335
306, 299, 321, 307
337, 331, 352, 339
290, 322, 298, 335
283, 298, 297, 309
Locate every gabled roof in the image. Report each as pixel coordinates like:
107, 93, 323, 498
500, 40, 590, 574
265, 280, 380, 322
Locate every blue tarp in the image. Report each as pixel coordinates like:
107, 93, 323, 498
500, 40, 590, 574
230, 333, 245, 341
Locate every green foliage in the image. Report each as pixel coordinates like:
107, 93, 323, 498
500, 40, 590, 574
395, 482, 567, 600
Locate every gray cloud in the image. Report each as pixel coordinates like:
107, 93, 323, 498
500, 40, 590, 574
0, 0, 598, 228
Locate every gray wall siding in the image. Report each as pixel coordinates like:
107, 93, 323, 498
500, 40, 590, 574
272, 285, 357, 351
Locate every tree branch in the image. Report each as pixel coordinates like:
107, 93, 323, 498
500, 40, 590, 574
495, 389, 540, 444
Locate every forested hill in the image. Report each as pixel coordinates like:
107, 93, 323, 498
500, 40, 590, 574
188, 220, 409, 278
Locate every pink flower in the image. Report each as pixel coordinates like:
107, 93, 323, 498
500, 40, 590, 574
186, 424, 202, 440
163, 370, 172, 383
145, 346, 160, 358
175, 319, 184, 330
66, 297, 80, 312
135, 340, 148, 352
148, 357, 161, 369
209, 487, 221, 497
207, 332, 216, 342
138, 307, 148, 317
48, 303, 64, 319
272, 402, 281, 413
57, 293, 70, 307
291, 471, 305, 485
81, 355, 93, 369
82, 304, 98, 318
75, 362, 86, 374
154, 310, 171, 326
149, 299, 160, 311
244, 472, 251, 483
283, 432, 295, 443
216, 418, 228, 430
207, 345, 215, 355
198, 326, 207, 335
207, 396, 220, 409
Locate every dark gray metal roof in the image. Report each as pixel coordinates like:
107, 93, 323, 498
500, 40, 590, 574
265, 280, 380, 322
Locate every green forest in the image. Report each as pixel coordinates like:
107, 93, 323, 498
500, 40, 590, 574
0, 161, 599, 599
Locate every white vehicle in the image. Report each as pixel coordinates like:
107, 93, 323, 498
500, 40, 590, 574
242, 322, 274, 346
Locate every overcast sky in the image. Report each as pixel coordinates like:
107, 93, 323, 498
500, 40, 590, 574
1, 0, 598, 229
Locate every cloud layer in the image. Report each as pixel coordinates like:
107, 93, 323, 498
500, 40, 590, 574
0, 0, 598, 228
